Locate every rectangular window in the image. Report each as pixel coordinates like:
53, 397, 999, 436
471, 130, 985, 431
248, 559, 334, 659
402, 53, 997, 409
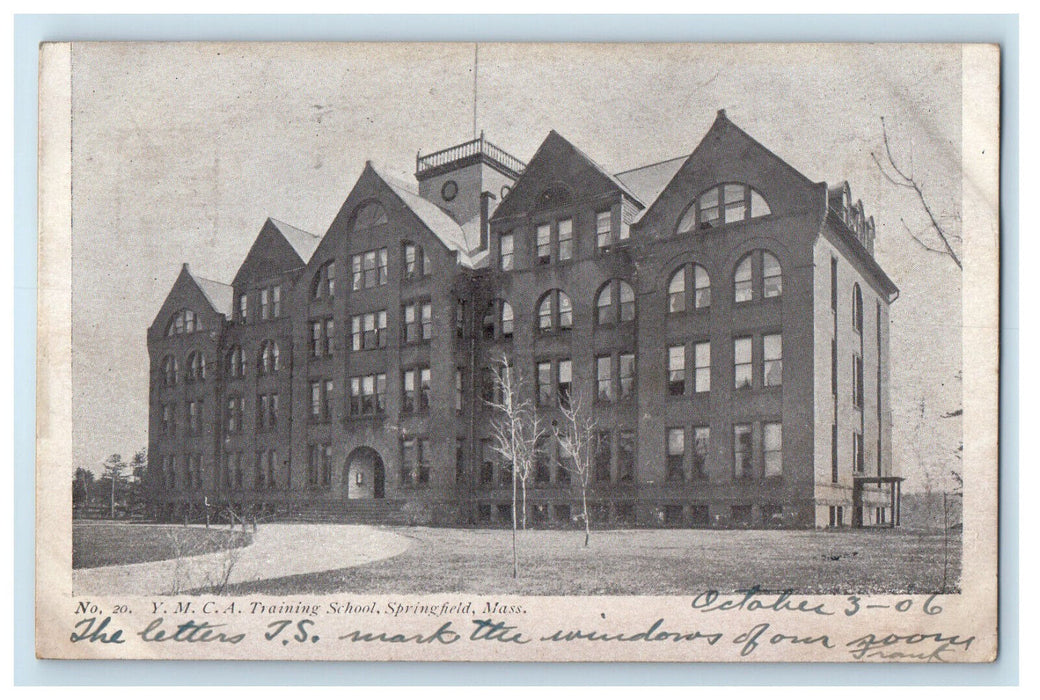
763, 333, 783, 386
535, 436, 551, 483
351, 248, 388, 289
763, 422, 782, 477
734, 337, 753, 389
259, 288, 270, 320
187, 400, 200, 434
693, 341, 711, 392
537, 223, 551, 265
272, 285, 281, 317
831, 338, 838, 394
324, 319, 334, 356
455, 368, 464, 412
322, 382, 332, 422
225, 397, 242, 434
352, 311, 388, 351
852, 355, 864, 408
666, 427, 685, 482
597, 355, 613, 402
692, 426, 709, 478
402, 370, 415, 413
596, 210, 612, 250
618, 430, 635, 482
557, 218, 573, 261
537, 360, 553, 406
831, 424, 838, 483
480, 439, 495, 485
595, 431, 612, 482
618, 353, 635, 400
733, 424, 752, 478
853, 431, 864, 473
668, 345, 686, 396
310, 320, 323, 358
310, 381, 323, 421
500, 233, 514, 271
349, 373, 386, 416
238, 293, 248, 322
419, 367, 431, 411
557, 359, 572, 407
401, 438, 417, 485
456, 439, 466, 486
420, 302, 432, 340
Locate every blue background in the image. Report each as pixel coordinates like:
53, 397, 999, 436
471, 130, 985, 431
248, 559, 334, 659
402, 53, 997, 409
13, 13, 1019, 686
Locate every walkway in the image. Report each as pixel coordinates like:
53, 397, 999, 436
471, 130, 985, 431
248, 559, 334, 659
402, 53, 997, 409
72, 523, 412, 596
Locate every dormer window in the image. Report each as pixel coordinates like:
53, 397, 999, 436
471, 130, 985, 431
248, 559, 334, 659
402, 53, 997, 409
677, 183, 771, 234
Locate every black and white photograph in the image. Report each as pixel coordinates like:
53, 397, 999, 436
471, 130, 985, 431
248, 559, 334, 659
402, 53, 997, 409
36, 41, 999, 662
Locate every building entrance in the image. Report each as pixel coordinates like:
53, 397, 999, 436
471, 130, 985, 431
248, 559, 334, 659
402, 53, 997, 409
345, 446, 385, 499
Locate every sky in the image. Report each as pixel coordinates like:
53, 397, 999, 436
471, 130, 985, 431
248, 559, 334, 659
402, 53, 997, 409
68, 42, 964, 490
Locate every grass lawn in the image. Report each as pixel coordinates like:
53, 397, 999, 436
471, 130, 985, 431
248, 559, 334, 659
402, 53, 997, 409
220, 526, 960, 596
73, 522, 253, 569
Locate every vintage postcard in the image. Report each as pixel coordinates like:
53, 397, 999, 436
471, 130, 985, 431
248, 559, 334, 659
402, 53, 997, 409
36, 42, 999, 662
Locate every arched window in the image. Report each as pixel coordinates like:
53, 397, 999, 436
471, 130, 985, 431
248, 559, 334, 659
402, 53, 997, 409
667, 264, 711, 313
186, 351, 206, 383
537, 289, 573, 334
402, 241, 431, 279
257, 340, 281, 375
852, 284, 863, 334
482, 299, 514, 340
160, 355, 178, 387
596, 280, 636, 326
734, 250, 783, 304
677, 183, 772, 234
165, 309, 202, 336
312, 260, 335, 300
349, 201, 389, 231
226, 346, 245, 379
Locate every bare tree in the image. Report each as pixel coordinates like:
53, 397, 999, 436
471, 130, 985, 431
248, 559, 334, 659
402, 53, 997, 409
553, 389, 599, 547
871, 116, 962, 269
485, 353, 545, 577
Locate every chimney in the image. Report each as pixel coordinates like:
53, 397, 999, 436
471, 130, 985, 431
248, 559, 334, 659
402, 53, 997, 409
480, 191, 496, 251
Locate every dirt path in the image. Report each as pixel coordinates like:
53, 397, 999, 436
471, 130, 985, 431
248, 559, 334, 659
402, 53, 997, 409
72, 523, 411, 596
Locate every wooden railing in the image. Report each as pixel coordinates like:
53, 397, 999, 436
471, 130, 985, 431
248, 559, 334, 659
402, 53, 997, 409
417, 133, 526, 176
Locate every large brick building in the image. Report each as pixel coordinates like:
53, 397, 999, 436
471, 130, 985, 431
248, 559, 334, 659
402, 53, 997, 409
147, 111, 901, 528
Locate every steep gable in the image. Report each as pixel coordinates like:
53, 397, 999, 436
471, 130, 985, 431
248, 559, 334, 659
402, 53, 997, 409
635, 110, 821, 231
148, 263, 231, 342
315, 162, 476, 268
491, 130, 642, 222
231, 218, 318, 288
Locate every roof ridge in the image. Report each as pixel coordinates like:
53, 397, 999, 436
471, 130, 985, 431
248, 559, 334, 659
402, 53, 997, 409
615, 154, 689, 176
269, 216, 320, 239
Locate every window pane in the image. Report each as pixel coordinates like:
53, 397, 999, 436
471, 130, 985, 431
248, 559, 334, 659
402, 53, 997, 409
763, 253, 782, 297
597, 210, 612, 248
668, 267, 686, 313
537, 224, 551, 264
558, 293, 573, 329
667, 427, 685, 455
694, 265, 711, 308
694, 341, 711, 393
764, 422, 782, 477
668, 345, 685, 395
734, 257, 753, 303
698, 187, 720, 227
619, 282, 635, 322
597, 356, 613, 402
619, 353, 635, 399
734, 337, 752, 389
734, 424, 752, 478
558, 219, 573, 261
763, 333, 783, 386
750, 190, 771, 218
723, 184, 746, 222
594, 285, 611, 325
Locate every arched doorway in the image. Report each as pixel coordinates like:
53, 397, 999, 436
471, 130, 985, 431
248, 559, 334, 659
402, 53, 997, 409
345, 446, 385, 499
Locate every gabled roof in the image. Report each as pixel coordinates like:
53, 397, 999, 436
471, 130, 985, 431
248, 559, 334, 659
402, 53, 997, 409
614, 155, 687, 212
194, 274, 234, 317
492, 130, 644, 222
268, 217, 321, 262
554, 131, 644, 207
368, 162, 477, 267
